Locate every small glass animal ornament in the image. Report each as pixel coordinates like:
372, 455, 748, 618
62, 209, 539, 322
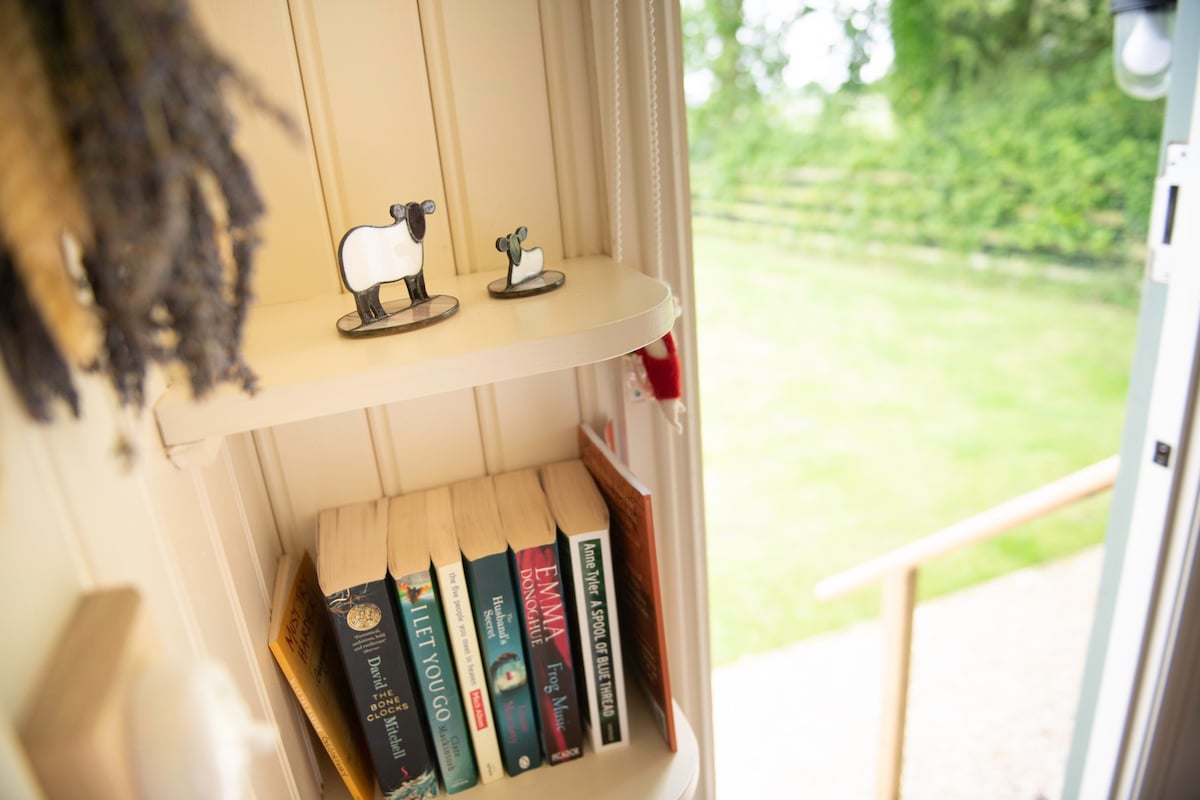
335, 200, 459, 337
488, 226, 565, 298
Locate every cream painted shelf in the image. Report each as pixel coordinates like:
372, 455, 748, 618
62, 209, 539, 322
322, 694, 699, 800
154, 257, 673, 448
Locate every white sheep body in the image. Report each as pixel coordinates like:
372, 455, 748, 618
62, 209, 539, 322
510, 246, 544, 285
338, 220, 424, 294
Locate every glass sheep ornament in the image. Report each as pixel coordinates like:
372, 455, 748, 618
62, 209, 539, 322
335, 200, 459, 337
488, 226, 565, 298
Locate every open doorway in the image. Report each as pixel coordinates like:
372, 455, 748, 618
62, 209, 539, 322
683, 2, 1166, 796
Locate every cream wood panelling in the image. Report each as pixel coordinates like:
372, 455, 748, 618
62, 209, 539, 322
419, 0, 564, 272
192, 0, 339, 305
589, 3, 715, 797
0, 385, 89, 723
0, 720, 41, 800
191, 446, 314, 798
365, 406, 403, 498
289, 0, 457, 293
255, 411, 383, 557
35, 379, 202, 661
575, 359, 635, 464
371, 390, 487, 496
476, 371, 582, 475
224, 432, 285, 603
136, 448, 297, 797
589, 0, 646, 266
538, 0, 608, 258
1, 369, 309, 797
575, 363, 602, 430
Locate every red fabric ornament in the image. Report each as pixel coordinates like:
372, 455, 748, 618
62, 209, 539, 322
634, 331, 684, 432
636, 331, 681, 399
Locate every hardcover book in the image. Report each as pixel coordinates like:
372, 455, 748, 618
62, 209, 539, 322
268, 551, 375, 800
450, 476, 542, 776
388, 491, 479, 794
538, 458, 629, 752
317, 499, 438, 799
578, 424, 677, 752
494, 468, 585, 765
425, 486, 505, 784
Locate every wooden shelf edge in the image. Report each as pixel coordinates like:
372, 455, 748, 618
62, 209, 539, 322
154, 257, 672, 447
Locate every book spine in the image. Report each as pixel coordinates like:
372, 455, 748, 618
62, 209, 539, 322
279, 670, 356, 787
277, 671, 367, 800
512, 544, 584, 764
434, 560, 504, 784
569, 533, 628, 750
395, 570, 479, 794
463, 551, 542, 775
270, 604, 359, 784
325, 578, 437, 799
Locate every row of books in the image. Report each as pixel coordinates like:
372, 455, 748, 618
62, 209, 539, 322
268, 425, 668, 799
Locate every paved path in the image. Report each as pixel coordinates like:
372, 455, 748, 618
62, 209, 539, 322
711, 547, 1104, 799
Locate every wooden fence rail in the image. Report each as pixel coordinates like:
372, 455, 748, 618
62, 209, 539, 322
690, 168, 1144, 270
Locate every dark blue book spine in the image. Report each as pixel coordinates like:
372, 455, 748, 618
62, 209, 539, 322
325, 578, 437, 799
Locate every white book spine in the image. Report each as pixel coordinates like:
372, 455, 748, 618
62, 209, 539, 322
569, 530, 630, 751
436, 560, 504, 783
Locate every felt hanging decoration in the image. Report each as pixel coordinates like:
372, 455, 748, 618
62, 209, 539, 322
0, 0, 288, 422
635, 331, 685, 434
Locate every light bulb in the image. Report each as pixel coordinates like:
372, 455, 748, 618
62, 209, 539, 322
1113, 7, 1174, 100
1123, 11, 1171, 75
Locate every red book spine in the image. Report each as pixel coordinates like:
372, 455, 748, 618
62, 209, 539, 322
512, 543, 584, 764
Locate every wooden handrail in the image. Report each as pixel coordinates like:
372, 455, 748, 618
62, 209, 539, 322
815, 455, 1120, 602
813, 454, 1120, 800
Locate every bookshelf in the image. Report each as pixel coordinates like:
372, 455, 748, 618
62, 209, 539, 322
154, 258, 674, 449
0, 2, 712, 799
321, 695, 699, 800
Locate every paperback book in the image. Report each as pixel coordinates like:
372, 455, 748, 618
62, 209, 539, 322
389, 491, 479, 794
317, 499, 438, 798
539, 458, 629, 752
425, 485, 505, 784
451, 476, 542, 776
578, 423, 677, 752
494, 468, 584, 765
268, 551, 375, 800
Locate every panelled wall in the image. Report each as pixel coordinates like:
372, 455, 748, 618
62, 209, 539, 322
200, 0, 608, 559
0, 1, 713, 797
0, 371, 318, 797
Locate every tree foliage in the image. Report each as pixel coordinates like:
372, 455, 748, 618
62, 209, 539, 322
683, 0, 798, 170
888, 0, 1112, 112
686, 0, 1164, 271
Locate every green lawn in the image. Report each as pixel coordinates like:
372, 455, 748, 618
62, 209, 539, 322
696, 234, 1139, 667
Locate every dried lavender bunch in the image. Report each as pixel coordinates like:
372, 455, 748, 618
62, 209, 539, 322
0, 248, 80, 420
0, 0, 97, 375
10, 0, 281, 412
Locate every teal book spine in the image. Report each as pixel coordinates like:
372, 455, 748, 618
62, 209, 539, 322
396, 570, 479, 794
463, 551, 542, 775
